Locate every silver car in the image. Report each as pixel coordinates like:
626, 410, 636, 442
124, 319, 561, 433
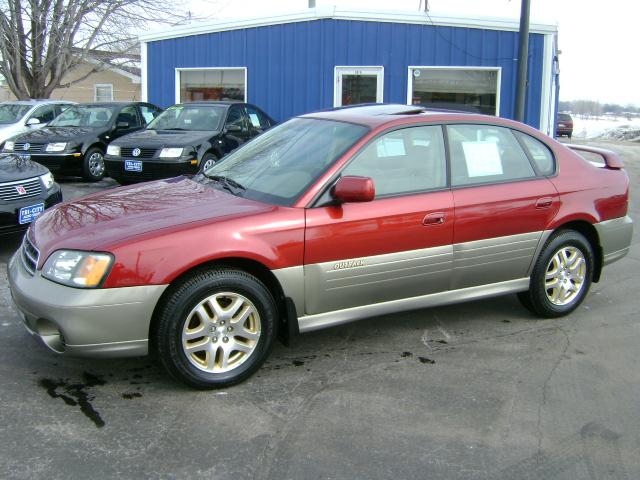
0, 100, 75, 148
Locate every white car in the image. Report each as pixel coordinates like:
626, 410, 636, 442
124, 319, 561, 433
0, 100, 75, 147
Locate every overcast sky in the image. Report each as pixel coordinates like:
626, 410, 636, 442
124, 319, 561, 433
187, 0, 639, 106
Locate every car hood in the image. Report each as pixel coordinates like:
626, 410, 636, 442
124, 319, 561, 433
30, 176, 275, 258
0, 153, 49, 181
14, 126, 102, 143
113, 129, 218, 148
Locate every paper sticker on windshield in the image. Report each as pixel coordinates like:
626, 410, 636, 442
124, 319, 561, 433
376, 138, 406, 157
462, 141, 503, 177
248, 113, 261, 128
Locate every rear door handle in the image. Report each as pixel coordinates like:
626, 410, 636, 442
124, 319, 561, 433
423, 212, 446, 226
535, 197, 553, 209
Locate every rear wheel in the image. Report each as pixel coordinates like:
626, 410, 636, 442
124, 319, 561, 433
154, 268, 277, 389
518, 230, 593, 318
83, 147, 105, 181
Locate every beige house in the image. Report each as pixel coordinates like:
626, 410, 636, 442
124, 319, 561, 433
1, 60, 141, 103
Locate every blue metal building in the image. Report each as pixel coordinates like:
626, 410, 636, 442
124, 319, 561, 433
140, 7, 558, 134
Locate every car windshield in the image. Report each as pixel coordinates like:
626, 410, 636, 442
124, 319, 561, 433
147, 105, 226, 131
48, 105, 116, 128
199, 118, 368, 206
0, 104, 32, 124
558, 113, 572, 122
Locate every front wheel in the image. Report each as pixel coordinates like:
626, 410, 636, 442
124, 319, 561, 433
518, 230, 594, 318
200, 152, 218, 172
83, 147, 105, 181
154, 268, 277, 389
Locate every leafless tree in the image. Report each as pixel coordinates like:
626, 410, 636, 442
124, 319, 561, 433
0, 0, 206, 99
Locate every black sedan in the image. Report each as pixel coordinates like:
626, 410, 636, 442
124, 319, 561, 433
2, 102, 162, 181
104, 102, 274, 183
0, 153, 62, 235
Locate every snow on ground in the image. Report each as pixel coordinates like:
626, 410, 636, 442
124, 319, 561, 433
571, 115, 640, 141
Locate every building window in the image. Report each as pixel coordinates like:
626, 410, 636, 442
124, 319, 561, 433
408, 67, 500, 115
177, 68, 246, 103
94, 84, 114, 102
334, 67, 384, 107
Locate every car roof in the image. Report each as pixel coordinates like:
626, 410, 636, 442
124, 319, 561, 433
301, 104, 497, 128
177, 101, 242, 107
1, 99, 75, 105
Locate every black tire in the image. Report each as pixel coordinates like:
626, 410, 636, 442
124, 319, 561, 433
518, 230, 594, 318
82, 147, 106, 181
154, 268, 277, 389
200, 152, 218, 172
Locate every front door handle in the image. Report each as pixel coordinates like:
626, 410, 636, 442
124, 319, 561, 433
423, 212, 446, 226
535, 197, 553, 209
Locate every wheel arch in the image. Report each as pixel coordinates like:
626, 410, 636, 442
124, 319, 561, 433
551, 220, 603, 282
148, 257, 297, 352
82, 142, 107, 156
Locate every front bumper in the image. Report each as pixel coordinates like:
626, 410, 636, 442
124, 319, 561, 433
105, 157, 197, 182
0, 186, 62, 234
22, 153, 83, 173
8, 251, 167, 358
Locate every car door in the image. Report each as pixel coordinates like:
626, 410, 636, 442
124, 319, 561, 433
303, 125, 454, 315
28, 104, 57, 127
138, 104, 163, 126
112, 105, 143, 140
447, 124, 560, 290
221, 105, 251, 154
245, 105, 272, 137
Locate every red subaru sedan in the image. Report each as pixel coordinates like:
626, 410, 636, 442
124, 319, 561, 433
8, 105, 633, 388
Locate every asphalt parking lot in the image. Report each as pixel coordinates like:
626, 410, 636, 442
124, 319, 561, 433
1, 143, 638, 480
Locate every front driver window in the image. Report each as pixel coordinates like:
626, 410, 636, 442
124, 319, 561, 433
341, 125, 447, 197
117, 105, 141, 129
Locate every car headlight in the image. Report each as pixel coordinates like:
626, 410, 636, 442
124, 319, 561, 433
40, 172, 55, 190
106, 145, 120, 156
46, 142, 67, 152
4, 141, 14, 151
159, 147, 183, 158
42, 250, 113, 288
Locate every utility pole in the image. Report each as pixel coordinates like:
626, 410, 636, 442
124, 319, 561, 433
514, 0, 531, 122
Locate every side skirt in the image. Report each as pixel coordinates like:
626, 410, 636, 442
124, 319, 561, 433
297, 278, 531, 333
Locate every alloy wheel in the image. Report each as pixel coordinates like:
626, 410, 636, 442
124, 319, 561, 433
181, 292, 261, 373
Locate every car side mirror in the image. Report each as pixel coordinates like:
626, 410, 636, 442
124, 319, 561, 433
332, 176, 375, 203
225, 124, 242, 133
117, 121, 130, 129
26, 118, 41, 126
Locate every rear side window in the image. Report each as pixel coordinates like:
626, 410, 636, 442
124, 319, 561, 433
514, 131, 555, 175
447, 125, 535, 187
245, 106, 271, 129
342, 125, 447, 197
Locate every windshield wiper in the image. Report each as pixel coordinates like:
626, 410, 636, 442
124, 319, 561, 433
203, 174, 246, 194
163, 127, 187, 131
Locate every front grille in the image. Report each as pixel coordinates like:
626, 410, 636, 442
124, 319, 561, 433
21, 234, 39, 275
14, 143, 45, 153
121, 147, 157, 159
0, 177, 42, 201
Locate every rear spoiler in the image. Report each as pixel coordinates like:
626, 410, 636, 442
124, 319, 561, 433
565, 144, 624, 170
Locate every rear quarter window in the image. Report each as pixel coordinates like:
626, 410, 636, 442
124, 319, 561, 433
514, 131, 556, 176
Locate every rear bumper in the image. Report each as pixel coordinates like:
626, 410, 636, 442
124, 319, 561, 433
105, 157, 196, 182
595, 215, 633, 266
8, 251, 167, 358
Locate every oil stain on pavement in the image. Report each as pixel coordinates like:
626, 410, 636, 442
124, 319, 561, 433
38, 372, 106, 428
